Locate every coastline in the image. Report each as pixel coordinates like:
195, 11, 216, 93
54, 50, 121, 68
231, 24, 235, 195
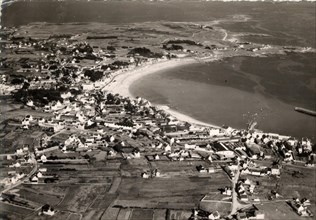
104, 58, 221, 129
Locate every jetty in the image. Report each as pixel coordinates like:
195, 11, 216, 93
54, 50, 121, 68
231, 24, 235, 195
294, 107, 316, 117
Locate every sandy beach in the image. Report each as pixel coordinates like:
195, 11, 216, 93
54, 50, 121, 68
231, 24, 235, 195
104, 58, 221, 128
104, 58, 196, 97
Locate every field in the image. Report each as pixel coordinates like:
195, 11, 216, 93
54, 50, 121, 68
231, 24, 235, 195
25, 210, 72, 220
199, 201, 231, 216
116, 208, 132, 220
96, 207, 191, 220
82, 209, 104, 220
57, 185, 108, 212
101, 207, 120, 220
120, 159, 151, 177
150, 160, 221, 178
113, 167, 230, 213
0, 202, 35, 219
118, 172, 228, 198
277, 166, 316, 215
153, 209, 166, 220
130, 209, 154, 220
90, 193, 118, 210
15, 187, 62, 206
68, 213, 81, 220
23, 184, 68, 196
168, 210, 192, 220
258, 202, 306, 220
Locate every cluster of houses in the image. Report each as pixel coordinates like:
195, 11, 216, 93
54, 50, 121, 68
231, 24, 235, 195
192, 209, 221, 220
141, 169, 161, 179
29, 168, 58, 184
0, 147, 35, 188
0, 171, 25, 187
236, 179, 257, 203
290, 198, 313, 217
236, 209, 265, 220
196, 165, 217, 174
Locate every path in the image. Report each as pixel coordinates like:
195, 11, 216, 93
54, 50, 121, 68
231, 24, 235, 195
229, 166, 248, 215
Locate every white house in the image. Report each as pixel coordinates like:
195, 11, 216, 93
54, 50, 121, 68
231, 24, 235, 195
133, 151, 141, 158
82, 84, 94, 91
40, 155, 47, 163
26, 100, 34, 107
142, 172, 150, 179
30, 175, 38, 183
42, 205, 55, 216
165, 145, 171, 152
271, 167, 280, 175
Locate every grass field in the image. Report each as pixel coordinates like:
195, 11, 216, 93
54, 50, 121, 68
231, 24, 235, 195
0, 202, 34, 219
16, 187, 62, 206
25, 210, 71, 220
277, 166, 316, 215
57, 185, 108, 212
258, 202, 304, 220
130, 209, 154, 220
101, 207, 120, 220
118, 171, 229, 199
82, 209, 104, 220
23, 184, 68, 196
153, 209, 166, 220
168, 210, 192, 220
116, 208, 132, 220
278, 166, 316, 198
199, 201, 231, 216
68, 212, 81, 220
90, 193, 118, 210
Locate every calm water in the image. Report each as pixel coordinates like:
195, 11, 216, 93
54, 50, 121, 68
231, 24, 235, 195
131, 53, 316, 140
2, 1, 316, 139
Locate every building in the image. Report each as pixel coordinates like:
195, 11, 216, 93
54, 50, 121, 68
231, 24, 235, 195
41, 204, 55, 216
270, 167, 280, 175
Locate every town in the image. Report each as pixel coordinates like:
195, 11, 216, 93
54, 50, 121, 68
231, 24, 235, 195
0, 21, 315, 220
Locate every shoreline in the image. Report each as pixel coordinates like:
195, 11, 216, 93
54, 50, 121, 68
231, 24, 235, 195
104, 58, 222, 129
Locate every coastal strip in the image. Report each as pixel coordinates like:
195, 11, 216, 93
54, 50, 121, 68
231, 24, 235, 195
104, 58, 221, 128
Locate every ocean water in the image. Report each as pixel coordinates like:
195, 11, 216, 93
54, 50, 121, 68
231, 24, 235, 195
130, 53, 316, 140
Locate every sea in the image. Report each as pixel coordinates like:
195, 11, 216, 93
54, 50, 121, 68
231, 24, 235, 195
2, 1, 316, 140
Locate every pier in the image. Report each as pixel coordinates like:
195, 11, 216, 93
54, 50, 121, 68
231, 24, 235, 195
294, 107, 316, 117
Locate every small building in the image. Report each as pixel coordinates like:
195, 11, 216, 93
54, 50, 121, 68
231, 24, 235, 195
208, 211, 220, 220
240, 194, 249, 202
270, 167, 280, 176
141, 172, 150, 179
41, 204, 55, 216
252, 211, 265, 219
30, 176, 38, 183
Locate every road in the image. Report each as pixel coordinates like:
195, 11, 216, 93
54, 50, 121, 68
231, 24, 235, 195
229, 166, 248, 216
230, 167, 240, 215
222, 29, 228, 41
